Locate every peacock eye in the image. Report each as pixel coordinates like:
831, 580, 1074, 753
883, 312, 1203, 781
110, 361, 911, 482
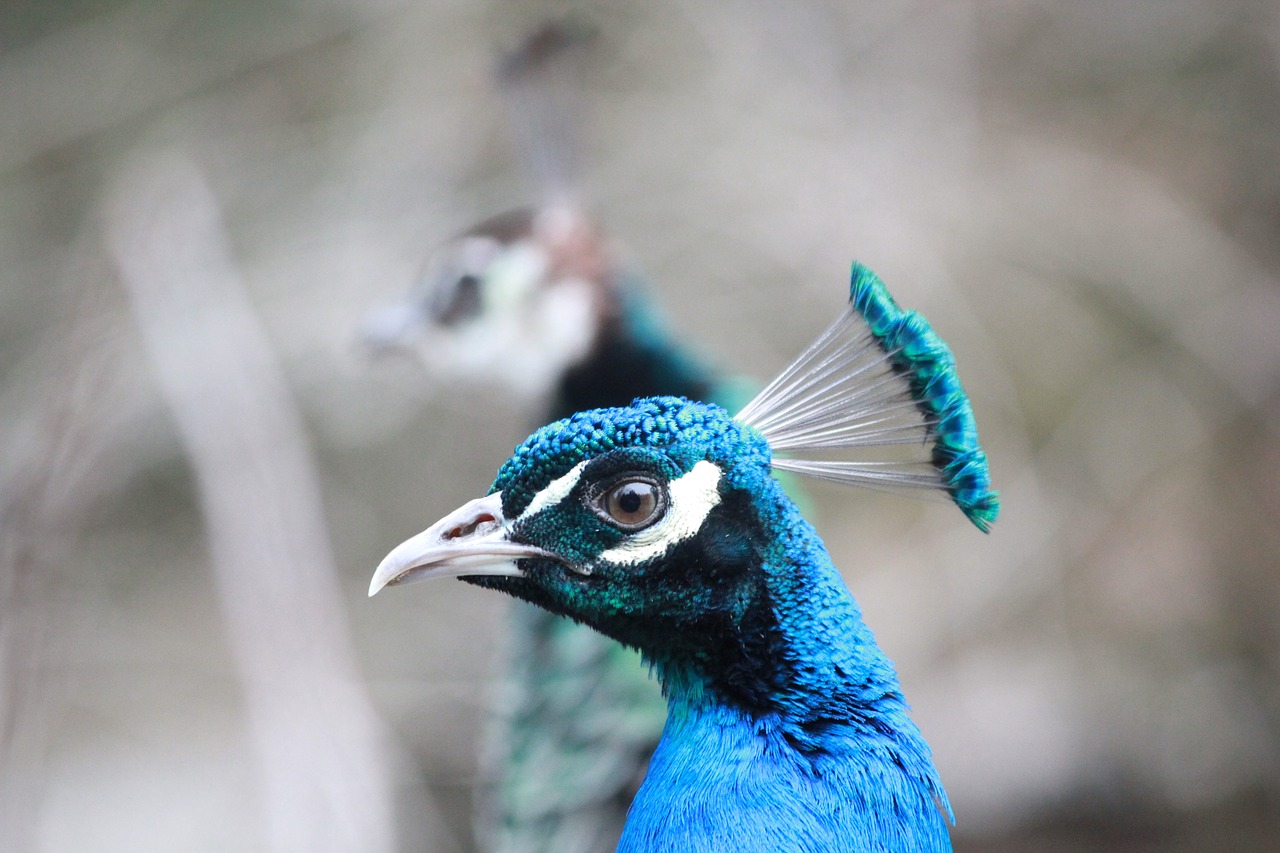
594, 478, 666, 531
433, 273, 482, 324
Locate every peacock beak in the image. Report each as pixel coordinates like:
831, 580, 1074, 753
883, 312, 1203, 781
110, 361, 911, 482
368, 491, 551, 596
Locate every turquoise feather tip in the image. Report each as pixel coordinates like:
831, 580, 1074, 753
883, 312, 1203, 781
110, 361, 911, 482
848, 262, 1000, 531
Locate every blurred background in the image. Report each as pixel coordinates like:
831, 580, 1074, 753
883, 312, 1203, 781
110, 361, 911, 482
3, 1, 1279, 850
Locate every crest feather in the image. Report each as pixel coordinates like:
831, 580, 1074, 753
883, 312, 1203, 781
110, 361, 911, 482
735, 263, 999, 531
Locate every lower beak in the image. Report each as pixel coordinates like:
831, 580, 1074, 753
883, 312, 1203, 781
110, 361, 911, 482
368, 491, 551, 596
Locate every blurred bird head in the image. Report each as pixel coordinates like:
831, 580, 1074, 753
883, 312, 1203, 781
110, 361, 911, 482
370, 263, 1000, 706
362, 205, 620, 400
363, 21, 613, 403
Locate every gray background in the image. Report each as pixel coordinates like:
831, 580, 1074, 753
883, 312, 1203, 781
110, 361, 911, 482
3, 2, 1278, 850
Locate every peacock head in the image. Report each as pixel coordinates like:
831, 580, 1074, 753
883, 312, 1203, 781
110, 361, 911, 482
361, 206, 616, 399
369, 396, 780, 659
371, 263, 1001, 688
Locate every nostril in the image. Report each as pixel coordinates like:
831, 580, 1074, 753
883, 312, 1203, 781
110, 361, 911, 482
446, 513, 499, 540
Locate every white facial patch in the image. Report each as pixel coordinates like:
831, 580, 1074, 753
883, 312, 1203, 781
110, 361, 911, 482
420, 238, 598, 402
518, 460, 588, 522
599, 461, 722, 566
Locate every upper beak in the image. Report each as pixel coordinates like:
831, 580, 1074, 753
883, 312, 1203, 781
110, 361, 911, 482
360, 298, 425, 356
368, 491, 551, 596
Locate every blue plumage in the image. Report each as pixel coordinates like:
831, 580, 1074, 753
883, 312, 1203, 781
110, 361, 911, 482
610, 406, 950, 852
371, 265, 996, 850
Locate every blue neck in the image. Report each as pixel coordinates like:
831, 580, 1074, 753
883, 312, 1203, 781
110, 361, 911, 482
622, 482, 953, 852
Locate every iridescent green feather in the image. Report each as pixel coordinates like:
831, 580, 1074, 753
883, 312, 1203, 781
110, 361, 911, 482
849, 262, 998, 527
848, 262, 1000, 530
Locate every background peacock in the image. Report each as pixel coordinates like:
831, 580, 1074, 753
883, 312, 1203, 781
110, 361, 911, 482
370, 263, 998, 851
364, 24, 734, 851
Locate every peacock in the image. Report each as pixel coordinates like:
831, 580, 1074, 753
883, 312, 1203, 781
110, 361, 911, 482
370, 263, 999, 851
363, 25, 727, 851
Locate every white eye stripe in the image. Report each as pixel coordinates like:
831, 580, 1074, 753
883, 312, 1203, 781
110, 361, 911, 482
516, 459, 724, 565
518, 460, 588, 522
598, 461, 722, 566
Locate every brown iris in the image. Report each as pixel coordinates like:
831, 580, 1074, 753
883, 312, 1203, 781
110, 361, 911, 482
597, 478, 665, 531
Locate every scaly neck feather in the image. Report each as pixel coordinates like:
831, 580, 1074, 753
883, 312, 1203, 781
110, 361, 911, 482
622, 479, 952, 853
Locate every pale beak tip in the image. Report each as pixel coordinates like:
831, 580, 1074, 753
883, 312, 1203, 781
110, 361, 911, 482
368, 565, 395, 597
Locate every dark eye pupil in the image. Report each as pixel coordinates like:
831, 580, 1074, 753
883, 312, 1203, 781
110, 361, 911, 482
617, 490, 642, 514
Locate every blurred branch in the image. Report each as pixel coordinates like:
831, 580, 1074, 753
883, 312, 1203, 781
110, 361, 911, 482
106, 152, 453, 852
0, 273, 120, 852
